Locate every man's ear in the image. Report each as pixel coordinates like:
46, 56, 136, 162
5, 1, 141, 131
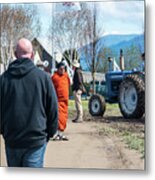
31, 51, 34, 60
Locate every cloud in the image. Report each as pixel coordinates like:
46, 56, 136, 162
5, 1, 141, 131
96, 1, 144, 34
98, 1, 144, 20
98, 1, 144, 21
36, 3, 53, 18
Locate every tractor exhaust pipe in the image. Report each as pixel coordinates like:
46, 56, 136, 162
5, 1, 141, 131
120, 49, 124, 71
108, 57, 113, 71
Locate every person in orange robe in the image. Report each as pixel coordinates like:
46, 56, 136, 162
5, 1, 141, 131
51, 62, 70, 140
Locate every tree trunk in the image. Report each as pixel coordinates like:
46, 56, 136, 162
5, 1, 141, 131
92, 71, 96, 94
92, 2, 96, 95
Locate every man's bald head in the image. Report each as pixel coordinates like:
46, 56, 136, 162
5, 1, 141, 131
15, 38, 34, 60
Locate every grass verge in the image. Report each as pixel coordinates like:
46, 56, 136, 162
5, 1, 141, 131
69, 99, 144, 158
98, 126, 144, 158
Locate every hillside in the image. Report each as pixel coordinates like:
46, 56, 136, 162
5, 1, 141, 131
99, 34, 139, 47
80, 34, 144, 71
110, 34, 144, 55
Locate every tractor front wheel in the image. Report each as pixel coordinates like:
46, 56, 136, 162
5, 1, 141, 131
89, 94, 106, 116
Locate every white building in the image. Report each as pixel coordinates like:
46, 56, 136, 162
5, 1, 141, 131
82, 71, 105, 83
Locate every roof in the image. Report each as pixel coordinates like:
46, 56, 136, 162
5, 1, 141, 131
34, 50, 42, 65
32, 37, 53, 58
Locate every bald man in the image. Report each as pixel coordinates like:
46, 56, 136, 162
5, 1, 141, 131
15, 38, 34, 59
0, 38, 58, 168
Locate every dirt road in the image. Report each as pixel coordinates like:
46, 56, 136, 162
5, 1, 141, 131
0, 118, 144, 170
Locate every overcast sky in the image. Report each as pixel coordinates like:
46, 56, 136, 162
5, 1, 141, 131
36, 0, 144, 38
97, 1, 144, 35
1, 0, 145, 37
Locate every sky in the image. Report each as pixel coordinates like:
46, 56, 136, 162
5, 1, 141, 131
35, 0, 145, 38
3, 1, 144, 38
97, 1, 145, 35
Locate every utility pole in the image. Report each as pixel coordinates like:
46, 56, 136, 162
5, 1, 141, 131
92, 2, 96, 94
120, 49, 125, 71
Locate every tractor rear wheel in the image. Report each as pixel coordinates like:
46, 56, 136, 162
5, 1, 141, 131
119, 74, 145, 119
89, 94, 106, 116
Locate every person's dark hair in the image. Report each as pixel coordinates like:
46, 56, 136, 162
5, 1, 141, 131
56, 62, 65, 69
141, 53, 145, 59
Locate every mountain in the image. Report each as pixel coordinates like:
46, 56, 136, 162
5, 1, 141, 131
99, 34, 139, 47
109, 34, 144, 55
79, 34, 144, 71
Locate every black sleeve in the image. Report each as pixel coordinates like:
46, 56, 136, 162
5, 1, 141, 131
0, 75, 2, 134
45, 75, 58, 140
77, 69, 83, 85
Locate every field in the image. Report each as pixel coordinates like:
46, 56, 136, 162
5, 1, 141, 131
1, 100, 145, 169
69, 100, 145, 159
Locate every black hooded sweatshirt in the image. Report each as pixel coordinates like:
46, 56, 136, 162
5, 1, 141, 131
0, 58, 58, 148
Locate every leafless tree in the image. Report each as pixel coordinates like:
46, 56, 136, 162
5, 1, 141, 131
49, 2, 105, 93
49, 2, 95, 63
81, 2, 105, 94
0, 4, 41, 70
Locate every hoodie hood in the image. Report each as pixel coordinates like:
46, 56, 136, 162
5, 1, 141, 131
8, 58, 36, 77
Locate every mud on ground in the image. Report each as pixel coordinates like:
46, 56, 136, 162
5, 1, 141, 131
68, 106, 145, 170
1, 105, 145, 170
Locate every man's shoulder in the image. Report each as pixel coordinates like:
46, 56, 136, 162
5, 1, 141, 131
64, 72, 69, 77
51, 72, 58, 80
32, 68, 52, 84
76, 68, 82, 74
0, 70, 9, 79
34, 68, 49, 78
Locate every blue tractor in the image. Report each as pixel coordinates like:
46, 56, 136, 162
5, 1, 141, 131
88, 50, 145, 119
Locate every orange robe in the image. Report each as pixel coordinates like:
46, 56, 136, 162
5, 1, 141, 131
52, 72, 70, 131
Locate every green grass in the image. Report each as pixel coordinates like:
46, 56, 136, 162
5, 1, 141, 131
69, 99, 121, 118
68, 100, 88, 118
122, 131, 145, 158
105, 103, 121, 116
69, 100, 119, 111
69, 99, 144, 158
69, 100, 88, 110
98, 126, 144, 158
98, 127, 119, 136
